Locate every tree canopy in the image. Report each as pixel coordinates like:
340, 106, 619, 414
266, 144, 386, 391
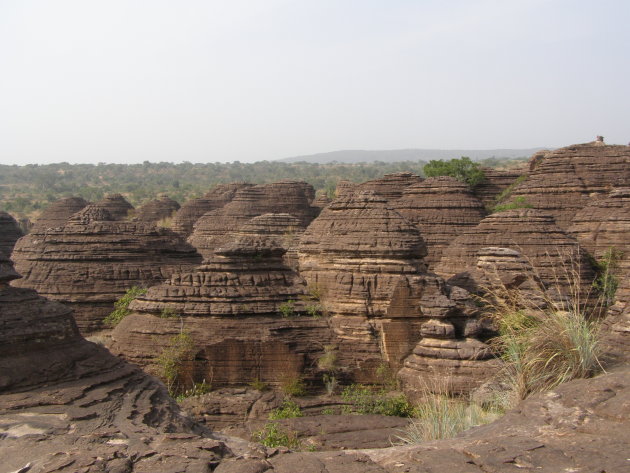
423, 157, 485, 187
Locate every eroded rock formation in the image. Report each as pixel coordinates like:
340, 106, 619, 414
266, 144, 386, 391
32, 196, 89, 230
507, 141, 630, 229
0, 211, 23, 256
473, 166, 526, 208
171, 182, 252, 237
393, 176, 487, 268
189, 180, 319, 258
94, 193, 134, 220
11, 204, 201, 333
356, 172, 423, 201
134, 194, 180, 223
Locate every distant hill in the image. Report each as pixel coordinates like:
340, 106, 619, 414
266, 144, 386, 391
279, 148, 548, 164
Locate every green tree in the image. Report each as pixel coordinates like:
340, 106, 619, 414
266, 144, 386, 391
423, 157, 485, 187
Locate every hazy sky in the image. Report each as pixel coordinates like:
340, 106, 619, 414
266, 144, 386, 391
1, 0, 629, 165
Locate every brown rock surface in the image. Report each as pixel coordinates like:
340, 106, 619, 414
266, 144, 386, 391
171, 182, 252, 237
0, 210, 23, 256
356, 172, 424, 201
507, 141, 630, 229
393, 176, 487, 268
189, 180, 319, 258
32, 196, 89, 230
11, 204, 201, 333
134, 194, 180, 223
435, 209, 596, 307
94, 193, 134, 220
473, 166, 526, 207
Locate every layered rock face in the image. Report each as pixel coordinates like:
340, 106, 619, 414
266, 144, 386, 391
134, 194, 180, 223
11, 204, 201, 333
569, 188, 630, 274
32, 196, 89, 230
111, 214, 334, 387
508, 141, 630, 229
189, 180, 319, 258
171, 182, 252, 237
0, 211, 23, 256
393, 176, 487, 269
473, 166, 526, 207
355, 172, 423, 201
94, 193, 134, 220
0, 255, 238, 472
435, 209, 596, 307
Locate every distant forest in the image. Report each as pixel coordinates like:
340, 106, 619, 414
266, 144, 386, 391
0, 157, 527, 219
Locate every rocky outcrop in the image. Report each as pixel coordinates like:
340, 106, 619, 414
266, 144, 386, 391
134, 194, 180, 223
569, 187, 630, 274
507, 141, 630, 229
94, 193, 134, 220
473, 166, 526, 207
110, 214, 334, 388
0, 255, 241, 472
171, 182, 252, 237
334, 180, 357, 199
356, 172, 423, 201
189, 180, 319, 258
0, 211, 23, 256
393, 176, 487, 269
435, 209, 596, 307
11, 204, 201, 333
32, 196, 89, 230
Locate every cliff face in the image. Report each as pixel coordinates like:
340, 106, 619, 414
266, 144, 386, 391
11, 205, 201, 333
393, 176, 487, 269
188, 181, 319, 259
507, 141, 630, 229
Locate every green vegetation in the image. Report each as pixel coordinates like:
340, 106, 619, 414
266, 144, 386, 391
592, 247, 623, 305
278, 300, 296, 318
280, 376, 307, 397
269, 399, 303, 419
423, 157, 486, 187
103, 286, 147, 327
492, 196, 533, 213
494, 174, 527, 203
175, 380, 212, 403
249, 378, 269, 391
341, 384, 415, 417
159, 307, 180, 318
254, 422, 301, 449
305, 303, 324, 318
155, 332, 196, 396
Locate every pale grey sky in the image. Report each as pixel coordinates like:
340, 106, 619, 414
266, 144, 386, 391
1, 0, 628, 164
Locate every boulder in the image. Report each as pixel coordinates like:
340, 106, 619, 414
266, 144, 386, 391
11, 204, 201, 333
393, 176, 487, 269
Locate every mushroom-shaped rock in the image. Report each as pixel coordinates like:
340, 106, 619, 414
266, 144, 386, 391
0, 211, 23, 256
189, 180, 319, 258
393, 176, 487, 269
32, 196, 89, 230
11, 204, 201, 333
94, 193, 134, 220
435, 209, 596, 308
171, 182, 252, 236
506, 142, 630, 229
110, 215, 333, 388
134, 195, 180, 223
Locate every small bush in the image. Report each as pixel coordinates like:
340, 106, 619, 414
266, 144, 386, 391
423, 157, 486, 187
341, 384, 415, 417
269, 399, 303, 419
493, 196, 532, 213
254, 422, 301, 449
160, 307, 180, 318
322, 374, 338, 396
156, 332, 195, 395
279, 300, 295, 318
305, 303, 324, 318
175, 380, 212, 402
321, 407, 334, 415
317, 345, 338, 372
281, 376, 307, 397
249, 378, 269, 391
103, 286, 147, 327
592, 247, 622, 305
494, 174, 527, 203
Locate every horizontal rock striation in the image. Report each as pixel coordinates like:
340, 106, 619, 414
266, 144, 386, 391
32, 196, 89, 230
0, 211, 23, 257
507, 141, 630, 229
435, 209, 596, 308
473, 166, 526, 207
393, 176, 487, 269
134, 194, 180, 223
11, 204, 201, 333
171, 182, 252, 237
189, 180, 319, 258
355, 172, 423, 201
94, 193, 134, 220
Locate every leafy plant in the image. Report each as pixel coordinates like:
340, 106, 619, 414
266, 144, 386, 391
279, 300, 296, 318
159, 307, 180, 318
423, 157, 486, 187
281, 376, 307, 397
254, 422, 301, 449
103, 286, 147, 327
592, 247, 622, 305
155, 332, 196, 396
249, 378, 269, 391
305, 303, 324, 318
322, 374, 338, 396
269, 399, 303, 419
175, 379, 212, 402
317, 345, 338, 372
494, 174, 527, 203
492, 196, 533, 213
341, 384, 415, 417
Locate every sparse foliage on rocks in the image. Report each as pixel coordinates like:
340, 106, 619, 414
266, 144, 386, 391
423, 157, 486, 187
103, 286, 147, 327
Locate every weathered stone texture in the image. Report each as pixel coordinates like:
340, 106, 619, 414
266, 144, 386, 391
473, 166, 526, 207
0, 211, 23, 256
189, 180, 319, 258
134, 194, 180, 223
508, 141, 630, 229
393, 176, 487, 269
356, 172, 423, 201
11, 204, 201, 333
94, 193, 134, 220
32, 196, 89, 230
